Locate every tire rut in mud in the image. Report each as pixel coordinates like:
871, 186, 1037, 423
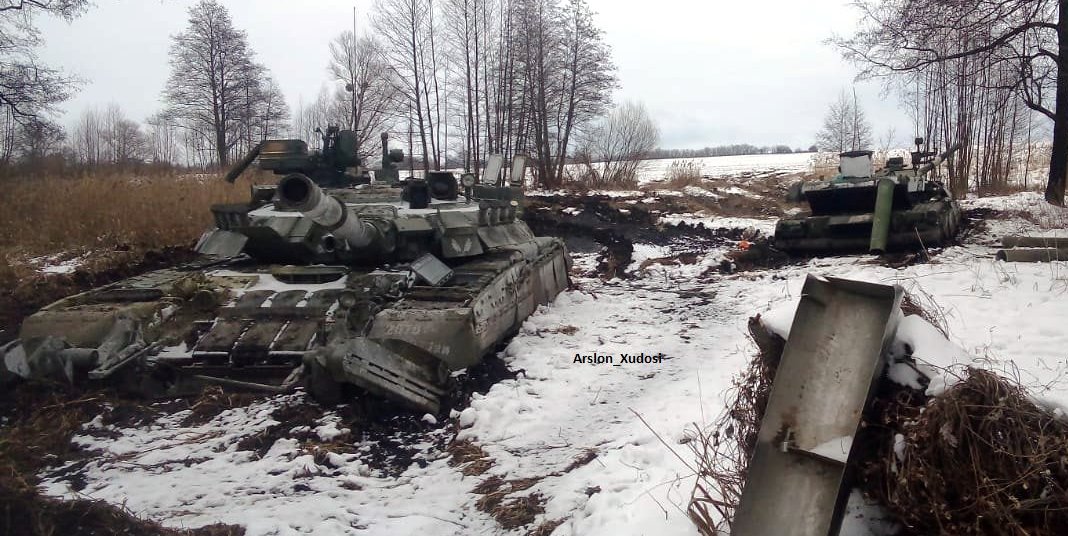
524, 194, 779, 278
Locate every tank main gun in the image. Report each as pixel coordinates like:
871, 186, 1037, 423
917, 142, 962, 176
225, 143, 262, 183
276, 173, 386, 251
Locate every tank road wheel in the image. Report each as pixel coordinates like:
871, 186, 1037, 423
305, 358, 342, 405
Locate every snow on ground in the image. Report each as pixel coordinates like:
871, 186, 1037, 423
28, 252, 88, 274
627, 243, 672, 271
527, 189, 647, 198
659, 213, 777, 238
633, 153, 814, 184
748, 243, 1068, 412
525, 153, 812, 192
37, 191, 1068, 536
961, 190, 1068, 241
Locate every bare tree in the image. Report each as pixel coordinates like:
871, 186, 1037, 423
365, 0, 614, 182
147, 112, 183, 164
15, 117, 64, 165
294, 86, 353, 147
577, 101, 659, 188
0, 1, 88, 125
850, 89, 872, 151
72, 107, 104, 165
374, 0, 435, 170
815, 89, 872, 153
71, 104, 146, 166
834, 0, 1067, 204
514, 0, 615, 188
443, 0, 484, 172
242, 75, 289, 151
163, 0, 277, 166
0, 1, 90, 173
328, 31, 398, 161
878, 125, 897, 154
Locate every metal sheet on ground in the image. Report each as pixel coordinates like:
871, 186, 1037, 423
732, 275, 901, 536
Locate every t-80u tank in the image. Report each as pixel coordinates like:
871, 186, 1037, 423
1, 129, 570, 413
774, 139, 962, 254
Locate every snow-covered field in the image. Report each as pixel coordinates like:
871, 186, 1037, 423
632, 152, 814, 184
36, 191, 1068, 535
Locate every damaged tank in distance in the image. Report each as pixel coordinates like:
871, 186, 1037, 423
774, 139, 962, 254
0, 129, 571, 413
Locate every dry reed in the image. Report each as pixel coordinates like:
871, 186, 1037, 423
0, 171, 252, 256
664, 160, 705, 189
861, 368, 1068, 536
686, 315, 783, 535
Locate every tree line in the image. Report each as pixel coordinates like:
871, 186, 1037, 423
648, 144, 814, 161
0, 0, 634, 188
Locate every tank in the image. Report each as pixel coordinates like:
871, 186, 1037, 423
0, 130, 570, 414
774, 139, 962, 254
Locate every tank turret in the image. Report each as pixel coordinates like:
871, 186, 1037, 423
774, 137, 962, 254
227, 126, 366, 187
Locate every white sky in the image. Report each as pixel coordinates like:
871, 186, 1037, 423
36, 0, 913, 150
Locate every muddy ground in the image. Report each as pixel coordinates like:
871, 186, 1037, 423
525, 192, 791, 278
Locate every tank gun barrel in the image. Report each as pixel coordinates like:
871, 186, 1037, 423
277, 173, 379, 249
224, 143, 263, 183
918, 142, 962, 176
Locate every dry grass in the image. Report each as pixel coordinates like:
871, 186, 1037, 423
0, 171, 252, 257
860, 369, 1068, 535
180, 386, 264, 427
526, 518, 566, 536
447, 439, 495, 476
664, 160, 705, 189
809, 152, 839, 179
462, 443, 592, 532
687, 297, 1068, 536
491, 493, 546, 530
0, 170, 257, 338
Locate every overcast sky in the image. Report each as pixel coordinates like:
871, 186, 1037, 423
36, 0, 913, 150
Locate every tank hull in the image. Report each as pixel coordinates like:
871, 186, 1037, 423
1, 235, 570, 413
774, 199, 961, 253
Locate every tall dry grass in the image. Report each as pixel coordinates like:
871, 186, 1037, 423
664, 160, 704, 189
0, 171, 252, 257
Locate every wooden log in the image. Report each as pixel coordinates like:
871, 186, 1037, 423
995, 248, 1068, 262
